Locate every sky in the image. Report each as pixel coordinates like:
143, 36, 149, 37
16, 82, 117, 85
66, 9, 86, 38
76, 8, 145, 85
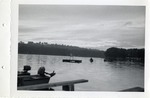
19, 5, 145, 50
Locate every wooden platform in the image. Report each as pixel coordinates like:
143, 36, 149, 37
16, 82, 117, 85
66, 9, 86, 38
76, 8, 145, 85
62, 59, 82, 63
18, 79, 88, 91
120, 87, 144, 92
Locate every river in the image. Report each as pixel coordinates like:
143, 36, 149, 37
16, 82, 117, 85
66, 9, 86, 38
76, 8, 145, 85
18, 54, 144, 91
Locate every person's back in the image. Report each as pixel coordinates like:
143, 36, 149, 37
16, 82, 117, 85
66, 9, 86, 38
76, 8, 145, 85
37, 66, 56, 77
37, 66, 46, 76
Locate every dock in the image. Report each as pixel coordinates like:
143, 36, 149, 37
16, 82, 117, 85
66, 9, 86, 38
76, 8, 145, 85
18, 79, 88, 91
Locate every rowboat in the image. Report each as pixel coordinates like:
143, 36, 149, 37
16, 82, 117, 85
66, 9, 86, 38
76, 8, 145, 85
18, 65, 55, 87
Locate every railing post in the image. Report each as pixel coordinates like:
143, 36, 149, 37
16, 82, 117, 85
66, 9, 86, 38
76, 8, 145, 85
62, 84, 74, 91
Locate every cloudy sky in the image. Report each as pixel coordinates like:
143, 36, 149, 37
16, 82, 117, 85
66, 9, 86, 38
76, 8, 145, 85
19, 5, 145, 50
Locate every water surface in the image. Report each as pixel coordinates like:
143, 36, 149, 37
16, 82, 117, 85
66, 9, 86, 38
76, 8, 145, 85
18, 54, 144, 91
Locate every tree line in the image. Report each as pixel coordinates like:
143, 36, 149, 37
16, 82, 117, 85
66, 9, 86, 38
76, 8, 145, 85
104, 47, 144, 62
18, 41, 105, 58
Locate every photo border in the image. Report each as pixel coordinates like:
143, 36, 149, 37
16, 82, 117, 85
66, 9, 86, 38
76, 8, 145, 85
10, 0, 149, 98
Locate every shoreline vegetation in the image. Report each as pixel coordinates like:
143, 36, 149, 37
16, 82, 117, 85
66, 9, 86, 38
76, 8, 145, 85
18, 41, 144, 63
18, 41, 105, 58
104, 47, 144, 63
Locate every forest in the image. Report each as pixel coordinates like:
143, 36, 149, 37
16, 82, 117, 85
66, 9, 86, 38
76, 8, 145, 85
18, 41, 144, 62
18, 41, 105, 58
104, 47, 144, 62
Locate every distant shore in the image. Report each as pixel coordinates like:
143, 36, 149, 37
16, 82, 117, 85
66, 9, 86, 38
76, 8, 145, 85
104, 47, 144, 63
18, 41, 105, 58
18, 42, 144, 64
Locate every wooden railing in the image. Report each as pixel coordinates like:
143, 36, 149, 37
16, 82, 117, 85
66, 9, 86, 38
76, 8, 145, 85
18, 79, 88, 91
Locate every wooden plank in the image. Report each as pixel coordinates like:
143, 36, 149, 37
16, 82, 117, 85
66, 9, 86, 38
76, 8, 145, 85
18, 79, 88, 90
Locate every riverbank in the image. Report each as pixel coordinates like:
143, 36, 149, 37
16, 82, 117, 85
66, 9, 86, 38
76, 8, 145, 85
104, 57, 144, 64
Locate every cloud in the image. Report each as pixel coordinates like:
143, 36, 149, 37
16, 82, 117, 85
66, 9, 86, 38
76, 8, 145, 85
19, 5, 145, 50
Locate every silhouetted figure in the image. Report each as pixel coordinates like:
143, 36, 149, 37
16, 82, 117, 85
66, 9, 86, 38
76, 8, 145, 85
37, 66, 56, 91
90, 58, 93, 63
38, 66, 56, 77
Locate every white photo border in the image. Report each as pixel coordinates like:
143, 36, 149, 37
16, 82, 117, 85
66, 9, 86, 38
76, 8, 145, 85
11, 0, 149, 98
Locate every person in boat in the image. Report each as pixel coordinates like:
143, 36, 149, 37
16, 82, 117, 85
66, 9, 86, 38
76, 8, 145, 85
18, 65, 56, 77
37, 66, 56, 91
37, 66, 56, 77
90, 58, 93, 63
18, 65, 31, 76
18, 66, 56, 87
